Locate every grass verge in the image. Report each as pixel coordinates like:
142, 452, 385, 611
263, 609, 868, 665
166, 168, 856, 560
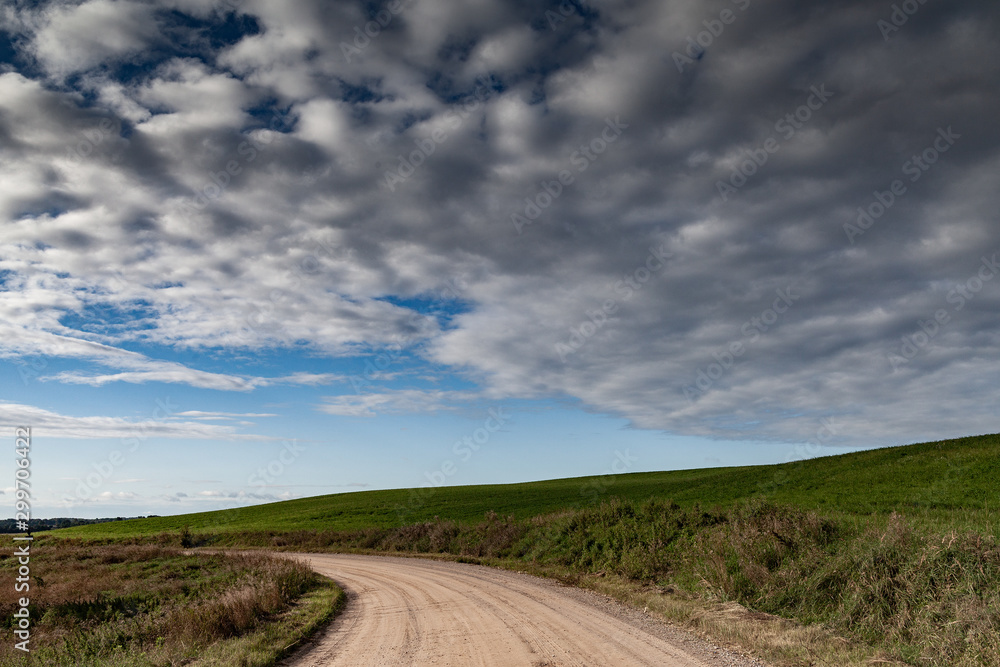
492, 560, 904, 667
0, 540, 343, 666
126, 499, 999, 667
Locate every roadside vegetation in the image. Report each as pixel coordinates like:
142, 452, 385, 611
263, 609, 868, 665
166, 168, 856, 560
48, 432, 1000, 666
0, 542, 342, 666
109, 501, 993, 666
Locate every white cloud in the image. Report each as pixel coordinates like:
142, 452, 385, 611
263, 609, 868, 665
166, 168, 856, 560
28, 0, 162, 77
43, 366, 344, 391
317, 389, 484, 417
275, 372, 345, 386
0, 401, 260, 440
0, 324, 317, 391
175, 411, 278, 420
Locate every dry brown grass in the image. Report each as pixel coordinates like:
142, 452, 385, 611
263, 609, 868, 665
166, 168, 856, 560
164, 553, 314, 643
0, 539, 325, 666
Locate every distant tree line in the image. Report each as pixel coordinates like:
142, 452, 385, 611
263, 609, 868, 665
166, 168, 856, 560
0, 516, 159, 533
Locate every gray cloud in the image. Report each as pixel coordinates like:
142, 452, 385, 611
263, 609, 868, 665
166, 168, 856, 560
1, 0, 998, 447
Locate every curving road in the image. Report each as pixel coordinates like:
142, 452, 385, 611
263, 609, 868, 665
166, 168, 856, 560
282, 553, 758, 667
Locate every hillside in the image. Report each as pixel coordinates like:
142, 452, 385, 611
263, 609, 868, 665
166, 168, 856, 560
56, 432, 1000, 539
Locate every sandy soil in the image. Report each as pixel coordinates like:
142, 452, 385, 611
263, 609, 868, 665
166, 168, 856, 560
281, 553, 767, 667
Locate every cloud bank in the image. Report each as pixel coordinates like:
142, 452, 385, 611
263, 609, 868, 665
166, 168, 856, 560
1, 0, 998, 447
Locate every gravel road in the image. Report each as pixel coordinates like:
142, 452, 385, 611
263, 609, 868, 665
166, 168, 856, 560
281, 553, 768, 667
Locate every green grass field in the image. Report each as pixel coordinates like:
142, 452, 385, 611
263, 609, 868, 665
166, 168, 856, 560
46, 432, 1000, 666
55, 432, 1000, 540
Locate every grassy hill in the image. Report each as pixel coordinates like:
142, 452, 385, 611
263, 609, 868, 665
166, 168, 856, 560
48, 432, 1000, 665
56, 432, 1000, 539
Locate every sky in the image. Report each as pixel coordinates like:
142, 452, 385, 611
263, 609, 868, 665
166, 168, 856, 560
0, 0, 998, 519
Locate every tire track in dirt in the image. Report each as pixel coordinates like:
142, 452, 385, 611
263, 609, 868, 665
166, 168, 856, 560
281, 553, 764, 667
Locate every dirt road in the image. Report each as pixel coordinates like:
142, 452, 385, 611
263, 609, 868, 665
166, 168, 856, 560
283, 553, 764, 667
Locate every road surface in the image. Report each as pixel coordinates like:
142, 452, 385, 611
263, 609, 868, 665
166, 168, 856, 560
283, 553, 763, 667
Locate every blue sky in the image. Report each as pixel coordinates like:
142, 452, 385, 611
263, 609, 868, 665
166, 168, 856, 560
1, 0, 998, 518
